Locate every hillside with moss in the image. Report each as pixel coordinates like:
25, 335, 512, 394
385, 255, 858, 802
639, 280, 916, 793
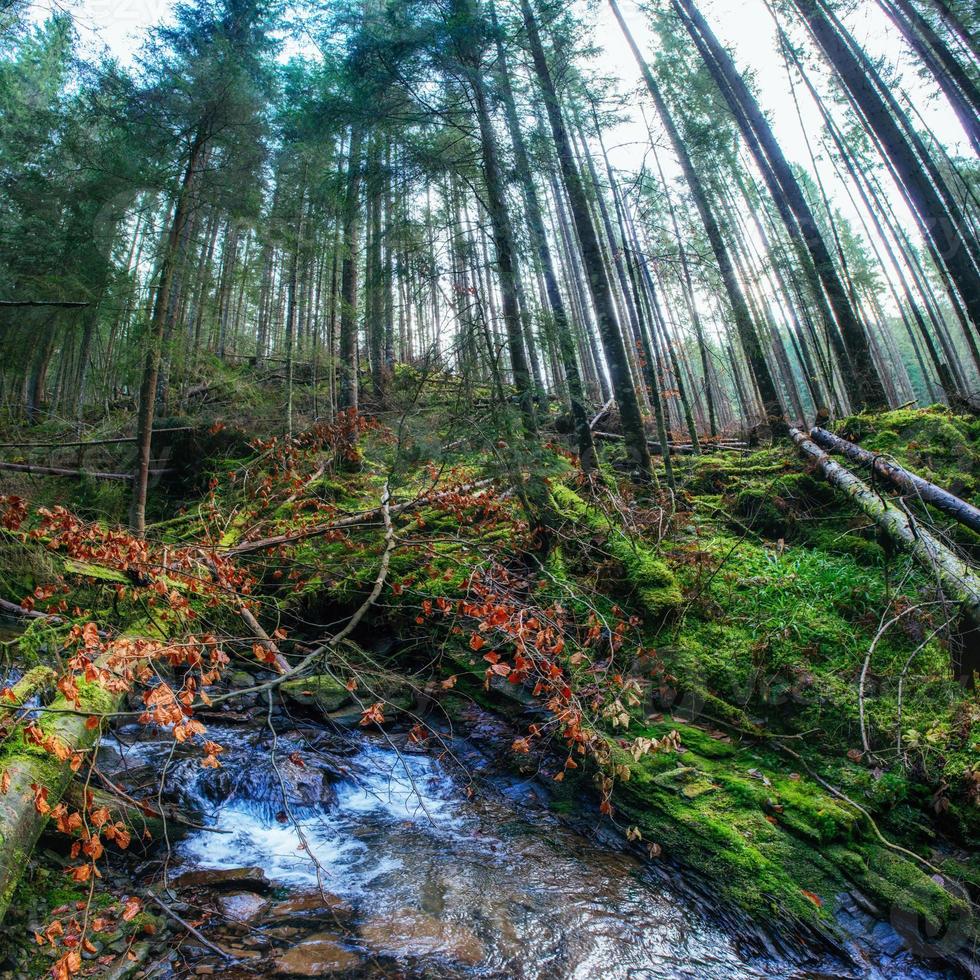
0, 370, 977, 976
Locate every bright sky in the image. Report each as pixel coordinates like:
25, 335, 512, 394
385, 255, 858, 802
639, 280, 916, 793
594, 0, 968, 171
32, 0, 970, 193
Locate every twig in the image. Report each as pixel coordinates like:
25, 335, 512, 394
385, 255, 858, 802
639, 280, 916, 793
858, 597, 927, 754
178, 480, 400, 711
145, 892, 234, 961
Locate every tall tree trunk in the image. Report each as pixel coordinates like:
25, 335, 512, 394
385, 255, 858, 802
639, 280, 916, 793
339, 127, 364, 411
882, 0, 980, 153
367, 137, 384, 399
791, 0, 980, 339
453, 7, 536, 433
547, 170, 609, 402
928, 0, 980, 63
610, 0, 785, 431
216, 220, 241, 359
779, 29, 960, 399
285, 182, 307, 438
130, 133, 207, 535
522, 0, 652, 481
648, 128, 718, 437
673, 0, 888, 411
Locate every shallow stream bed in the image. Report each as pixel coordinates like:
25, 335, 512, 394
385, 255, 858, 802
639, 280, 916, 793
98, 713, 959, 979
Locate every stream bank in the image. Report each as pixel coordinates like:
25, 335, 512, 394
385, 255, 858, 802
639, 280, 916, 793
37, 686, 959, 980
0, 404, 977, 978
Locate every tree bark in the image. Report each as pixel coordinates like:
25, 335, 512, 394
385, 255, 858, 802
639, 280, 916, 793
130, 133, 207, 536
339, 127, 364, 411
454, 3, 536, 433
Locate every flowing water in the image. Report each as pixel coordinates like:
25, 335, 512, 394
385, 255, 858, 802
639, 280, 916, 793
97, 715, 956, 979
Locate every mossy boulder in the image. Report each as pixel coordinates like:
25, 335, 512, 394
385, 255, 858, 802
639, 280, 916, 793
281, 671, 415, 723
281, 674, 352, 713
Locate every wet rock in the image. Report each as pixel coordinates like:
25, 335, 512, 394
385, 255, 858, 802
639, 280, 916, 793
360, 908, 485, 966
267, 891, 350, 921
195, 756, 338, 814
282, 672, 415, 725
281, 675, 352, 713
173, 867, 271, 893
228, 670, 254, 690
225, 946, 262, 958
272, 934, 362, 976
216, 891, 268, 923
871, 920, 906, 957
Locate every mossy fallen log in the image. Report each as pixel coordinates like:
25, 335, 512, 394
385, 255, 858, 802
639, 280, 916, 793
0, 614, 178, 924
0, 667, 57, 724
790, 428, 980, 635
0, 675, 123, 919
810, 425, 980, 536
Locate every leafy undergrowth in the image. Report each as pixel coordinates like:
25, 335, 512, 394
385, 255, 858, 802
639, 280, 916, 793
0, 382, 978, 975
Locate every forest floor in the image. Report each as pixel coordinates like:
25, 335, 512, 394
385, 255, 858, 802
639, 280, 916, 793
0, 362, 977, 978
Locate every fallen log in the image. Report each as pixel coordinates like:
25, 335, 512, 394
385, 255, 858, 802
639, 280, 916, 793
223, 478, 493, 557
810, 426, 980, 536
0, 599, 186, 924
589, 397, 615, 431
0, 427, 193, 451
0, 666, 57, 724
0, 461, 174, 481
592, 431, 748, 455
790, 428, 980, 635
0, 300, 89, 308
0, 656, 135, 919
0, 597, 60, 622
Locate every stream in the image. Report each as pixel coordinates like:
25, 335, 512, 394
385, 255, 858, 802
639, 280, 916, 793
94, 703, 959, 980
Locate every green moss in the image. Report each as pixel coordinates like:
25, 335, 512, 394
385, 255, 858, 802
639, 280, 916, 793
281, 673, 351, 712
0, 537, 58, 600
550, 483, 681, 619
828, 842, 971, 935
62, 557, 130, 584
0, 665, 56, 713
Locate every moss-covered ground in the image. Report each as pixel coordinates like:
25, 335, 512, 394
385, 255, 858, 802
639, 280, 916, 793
0, 375, 977, 969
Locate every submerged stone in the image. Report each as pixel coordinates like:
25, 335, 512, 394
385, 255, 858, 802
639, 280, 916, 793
267, 891, 350, 920
272, 934, 362, 976
359, 908, 485, 966
216, 890, 268, 923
